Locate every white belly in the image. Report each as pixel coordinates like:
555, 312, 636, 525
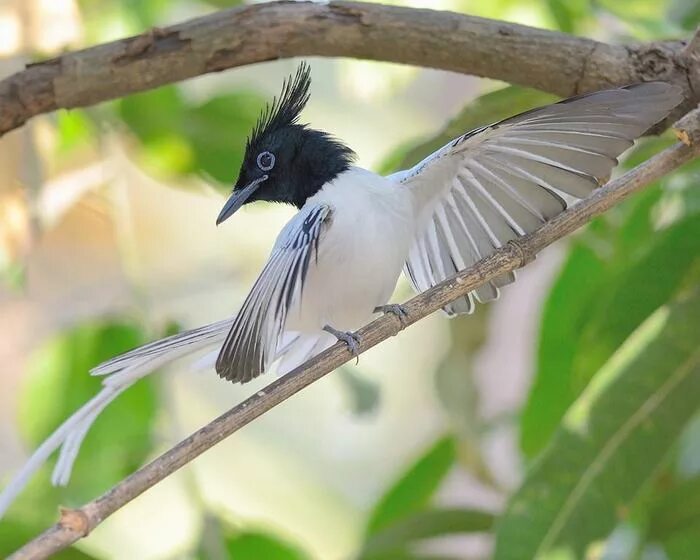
285, 167, 414, 333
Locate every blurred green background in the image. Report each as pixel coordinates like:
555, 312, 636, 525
0, 0, 699, 559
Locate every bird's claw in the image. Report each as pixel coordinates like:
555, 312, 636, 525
374, 304, 409, 328
323, 325, 361, 363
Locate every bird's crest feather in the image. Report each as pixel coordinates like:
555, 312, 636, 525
247, 62, 311, 148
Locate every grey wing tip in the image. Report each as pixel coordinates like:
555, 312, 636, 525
215, 356, 260, 384
623, 81, 684, 107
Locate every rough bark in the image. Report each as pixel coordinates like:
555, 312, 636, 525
0, 1, 698, 137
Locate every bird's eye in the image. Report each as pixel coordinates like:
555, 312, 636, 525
256, 151, 275, 171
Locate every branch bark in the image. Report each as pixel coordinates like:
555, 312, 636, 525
1, 1, 698, 137
9, 111, 700, 559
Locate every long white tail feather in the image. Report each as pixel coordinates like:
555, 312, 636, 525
52, 394, 116, 486
0, 319, 233, 519
0, 388, 110, 517
91, 319, 233, 376
276, 333, 333, 376
191, 348, 219, 371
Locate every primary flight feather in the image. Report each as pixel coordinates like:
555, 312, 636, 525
0, 62, 682, 516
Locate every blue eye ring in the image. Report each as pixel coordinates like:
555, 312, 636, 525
257, 151, 275, 171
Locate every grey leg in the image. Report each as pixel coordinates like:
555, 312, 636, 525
374, 304, 409, 327
323, 324, 361, 358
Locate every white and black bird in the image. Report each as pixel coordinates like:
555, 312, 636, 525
0, 63, 682, 515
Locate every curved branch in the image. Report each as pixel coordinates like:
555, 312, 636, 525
9, 112, 700, 559
0, 1, 697, 137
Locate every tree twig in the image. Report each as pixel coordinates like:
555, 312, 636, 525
0, 0, 698, 137
9, 111, 700, 559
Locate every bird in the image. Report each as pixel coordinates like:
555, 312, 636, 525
0, 62, 682, 517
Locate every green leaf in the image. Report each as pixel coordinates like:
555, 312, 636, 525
366, 436, 456, 536
495, 291, 700, 559
520, 240, 607, 457
202, 0, 244, 7
55, 110, 96, 154
664, 530, 700, 560
649, 475, 700, 539
570, 216, 700, 389
18, 321, 158, 504
1, 321, 158, 557
668, 0, 700, 31
546, 0, 591, 33
522, 187, 700, 457
183, 92, 266, 184
338, 367, 381, 416
387, 86, 555, 173
117, 86, 265, 185
360, 508, 494, 559
223, 531, 309, 560
118, 86, 185, 143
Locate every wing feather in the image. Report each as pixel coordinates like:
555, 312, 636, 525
391, 82, 682, 314
216, 204, 332, 383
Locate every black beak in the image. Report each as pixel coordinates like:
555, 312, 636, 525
216, 175, 268, 225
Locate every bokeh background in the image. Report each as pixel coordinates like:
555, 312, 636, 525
1, 0, 699, 559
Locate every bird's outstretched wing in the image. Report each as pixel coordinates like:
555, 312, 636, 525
216, 204, 332, 383
388, 82, 682, 315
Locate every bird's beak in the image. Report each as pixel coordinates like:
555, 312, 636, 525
216, 175, 268, 225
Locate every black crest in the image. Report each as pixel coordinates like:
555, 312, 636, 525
247, 62, 312, 150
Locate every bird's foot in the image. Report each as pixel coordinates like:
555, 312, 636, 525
374, 304, 409, 328
323, 325, 361, 363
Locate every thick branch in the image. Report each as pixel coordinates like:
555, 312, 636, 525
10, 116, 700, 559
1, 0, 698, 137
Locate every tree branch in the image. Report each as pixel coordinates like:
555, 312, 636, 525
9, 108, 700, 559
1, 0, 698, 137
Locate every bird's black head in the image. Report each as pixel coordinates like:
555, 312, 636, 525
216, 63, 355, 225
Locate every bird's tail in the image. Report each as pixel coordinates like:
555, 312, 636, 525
0, 319, 232, 519
274, 331, 335, 376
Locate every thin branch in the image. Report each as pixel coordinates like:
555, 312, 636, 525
1, 0, 698, 137
9, 112, 700, 560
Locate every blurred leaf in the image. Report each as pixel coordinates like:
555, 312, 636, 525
387, 86, 556, 173
520, 238, 607, 457
223, 531, 309, 560
522, 182, 700, 457
117, 86, 265, 185
1, 321, 157, 557
375, 138, 425, 176
594, 0, 686, 38
570, 216, 700, 387
546, 0, 591, 32
668, 0, 700, 31
202, 0, 244, 7
664, 530, 700, 560
360, 508, 494, 559
0, 261, 26, 292
495, 291, 700, 559
676, 414, 700, 477
183, 93, 266, 184
649, 475, 700, 540
118, 86, 186, 143
18, 321, 158, 504
359, 553, 457, 560
77, 0, 170, 33
366, 436, 456, 535
55, 110, 96, 154
338, 367, 381, 416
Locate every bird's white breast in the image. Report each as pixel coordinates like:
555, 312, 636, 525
285, 167, 415, 333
